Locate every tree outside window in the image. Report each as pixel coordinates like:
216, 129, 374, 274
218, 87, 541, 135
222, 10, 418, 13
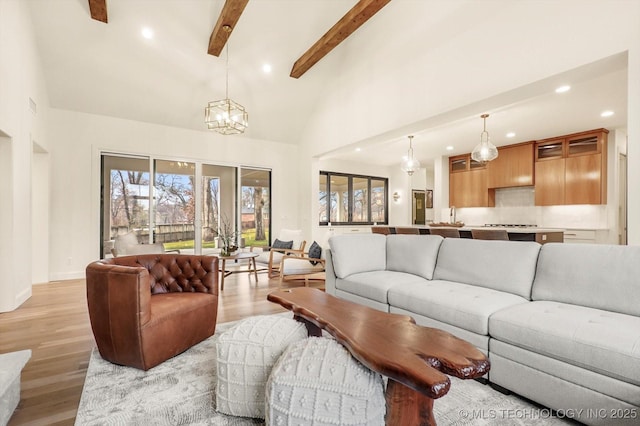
318, 171, 388, 225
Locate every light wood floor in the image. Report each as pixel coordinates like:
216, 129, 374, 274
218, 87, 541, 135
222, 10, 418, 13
1, 273, 321, 426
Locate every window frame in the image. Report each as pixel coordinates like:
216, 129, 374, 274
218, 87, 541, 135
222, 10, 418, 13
319, 171, 389, 226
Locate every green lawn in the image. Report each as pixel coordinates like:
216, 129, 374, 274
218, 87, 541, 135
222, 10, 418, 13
162, 228, 269, 251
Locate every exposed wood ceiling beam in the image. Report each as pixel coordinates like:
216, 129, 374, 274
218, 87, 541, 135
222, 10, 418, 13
290, 0, 392, 79
208, 0, 249, 57
88, 0, 108, 23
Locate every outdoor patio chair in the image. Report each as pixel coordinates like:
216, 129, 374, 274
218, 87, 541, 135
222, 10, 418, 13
278, 242, 325, 288
250, 229, 306, 278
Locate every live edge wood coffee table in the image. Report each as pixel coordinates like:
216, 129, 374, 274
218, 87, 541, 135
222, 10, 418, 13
267, 288, 490, 426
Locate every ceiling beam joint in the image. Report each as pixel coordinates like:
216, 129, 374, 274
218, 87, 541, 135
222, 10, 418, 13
208, 0, 250, 57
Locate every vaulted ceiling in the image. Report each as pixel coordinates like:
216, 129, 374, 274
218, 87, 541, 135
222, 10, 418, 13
28, 0, 627, 167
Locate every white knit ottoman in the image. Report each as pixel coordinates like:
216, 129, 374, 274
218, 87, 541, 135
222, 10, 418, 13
266, 337, 386, 426
216, 315, 307, 419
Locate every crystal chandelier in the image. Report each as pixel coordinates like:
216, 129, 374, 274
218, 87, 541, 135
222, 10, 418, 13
204, 25, 248, 135
471, 114, 498, 163
400, 135, 421, 176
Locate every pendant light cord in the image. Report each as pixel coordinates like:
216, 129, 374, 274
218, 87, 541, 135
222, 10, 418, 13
225, 43, 229, 99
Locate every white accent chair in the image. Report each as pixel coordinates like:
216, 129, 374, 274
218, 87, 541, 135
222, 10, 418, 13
251, 229, 306, 278
278, 251, 325, 288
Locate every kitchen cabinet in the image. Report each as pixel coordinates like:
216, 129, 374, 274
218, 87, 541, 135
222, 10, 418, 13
449, 155, 488, 207
534, 158, 565, 206
563, 229, 609, 244
487, 142, 534, 188
565, 153, 602, 204
563, 229, 597, 244
448, 128, 606, 208
534, 129, 607, 205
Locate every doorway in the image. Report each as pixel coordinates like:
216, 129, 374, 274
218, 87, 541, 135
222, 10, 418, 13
619, 153, 627, 245
412, 190, 426, 225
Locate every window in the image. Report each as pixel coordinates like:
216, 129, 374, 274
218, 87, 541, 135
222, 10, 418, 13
318, 171, 388, 225
240, 168, 271, 247
154, 160, 195, 251
100, 154, 271, 257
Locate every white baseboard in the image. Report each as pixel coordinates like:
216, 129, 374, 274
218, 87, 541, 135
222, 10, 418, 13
15, 287, 31, 306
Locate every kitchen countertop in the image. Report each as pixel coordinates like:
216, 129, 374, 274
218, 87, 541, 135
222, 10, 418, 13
426, 225, 564, 233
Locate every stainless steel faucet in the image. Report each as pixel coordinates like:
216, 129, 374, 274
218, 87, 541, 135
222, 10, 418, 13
450, 206, 456, 223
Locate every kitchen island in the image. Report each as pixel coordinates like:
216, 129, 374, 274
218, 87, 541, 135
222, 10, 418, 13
374, 226, 564, 244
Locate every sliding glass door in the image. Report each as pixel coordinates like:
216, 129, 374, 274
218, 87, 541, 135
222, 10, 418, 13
240, 168, 271, 248
100, 154, 271, 257
201, 164, 237, 254
153, 160, 195, 252
101, 155, 151, 256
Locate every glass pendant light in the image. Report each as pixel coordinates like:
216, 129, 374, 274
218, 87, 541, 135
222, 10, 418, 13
471, 114, 498, 163
400, 135, 421, 176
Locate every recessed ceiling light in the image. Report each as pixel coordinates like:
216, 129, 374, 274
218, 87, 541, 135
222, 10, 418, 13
446, 146, 454, 151
506, 132, 516, 138
555, 85, 571, 93
141, 27, 154, 39
600, 110, 614, 117
355, 147, 361, 152
262, 63, 272, 73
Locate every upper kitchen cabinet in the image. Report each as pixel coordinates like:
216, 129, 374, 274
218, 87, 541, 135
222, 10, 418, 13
487, 142, 534, 188
449, 154, 488, 207
534, 129, 608, 206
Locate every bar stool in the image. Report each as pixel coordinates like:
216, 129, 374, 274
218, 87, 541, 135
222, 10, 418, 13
428, 228, 461, 238
471, 229, 509, 240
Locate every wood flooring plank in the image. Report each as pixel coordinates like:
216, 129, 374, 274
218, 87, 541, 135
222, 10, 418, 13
4, 274, 317, 425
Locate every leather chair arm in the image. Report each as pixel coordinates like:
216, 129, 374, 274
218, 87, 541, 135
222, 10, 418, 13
86, 262, 152, 349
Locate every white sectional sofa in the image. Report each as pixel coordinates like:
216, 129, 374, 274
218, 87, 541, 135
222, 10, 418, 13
325, 234, 640, 425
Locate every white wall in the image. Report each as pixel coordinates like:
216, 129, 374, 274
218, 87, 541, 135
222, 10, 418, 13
31, 146, 50, 283
0, 0, 50, 311
627, 41, 640, 244
299, 0, 640, 244
47, 109, 300, 280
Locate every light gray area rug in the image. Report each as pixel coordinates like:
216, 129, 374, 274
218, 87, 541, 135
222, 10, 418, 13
76, 318, 572, 425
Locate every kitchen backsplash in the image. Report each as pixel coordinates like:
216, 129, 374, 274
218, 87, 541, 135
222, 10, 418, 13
445, 186, 610, 229
495, 187, 535, 207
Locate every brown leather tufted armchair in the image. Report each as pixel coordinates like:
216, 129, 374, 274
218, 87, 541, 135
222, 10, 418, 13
86, 254, 219, 370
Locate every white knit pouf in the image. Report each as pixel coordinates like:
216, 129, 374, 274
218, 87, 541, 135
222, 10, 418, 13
216, 315, 308, 419
266, 337, 386, 426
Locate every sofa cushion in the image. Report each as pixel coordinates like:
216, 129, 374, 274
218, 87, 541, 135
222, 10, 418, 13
489, 301, 640, 386
256, 250, 284, 266
329, 234, 386, 279
532, 243, 640, 317
386, 234, 443, 280
281, 257, 325, 275
337, 271, 427, 304
433, 238, 540, 299
307, 241, 322, 265
272, 238, 293, 250
388, 280, 528, 335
